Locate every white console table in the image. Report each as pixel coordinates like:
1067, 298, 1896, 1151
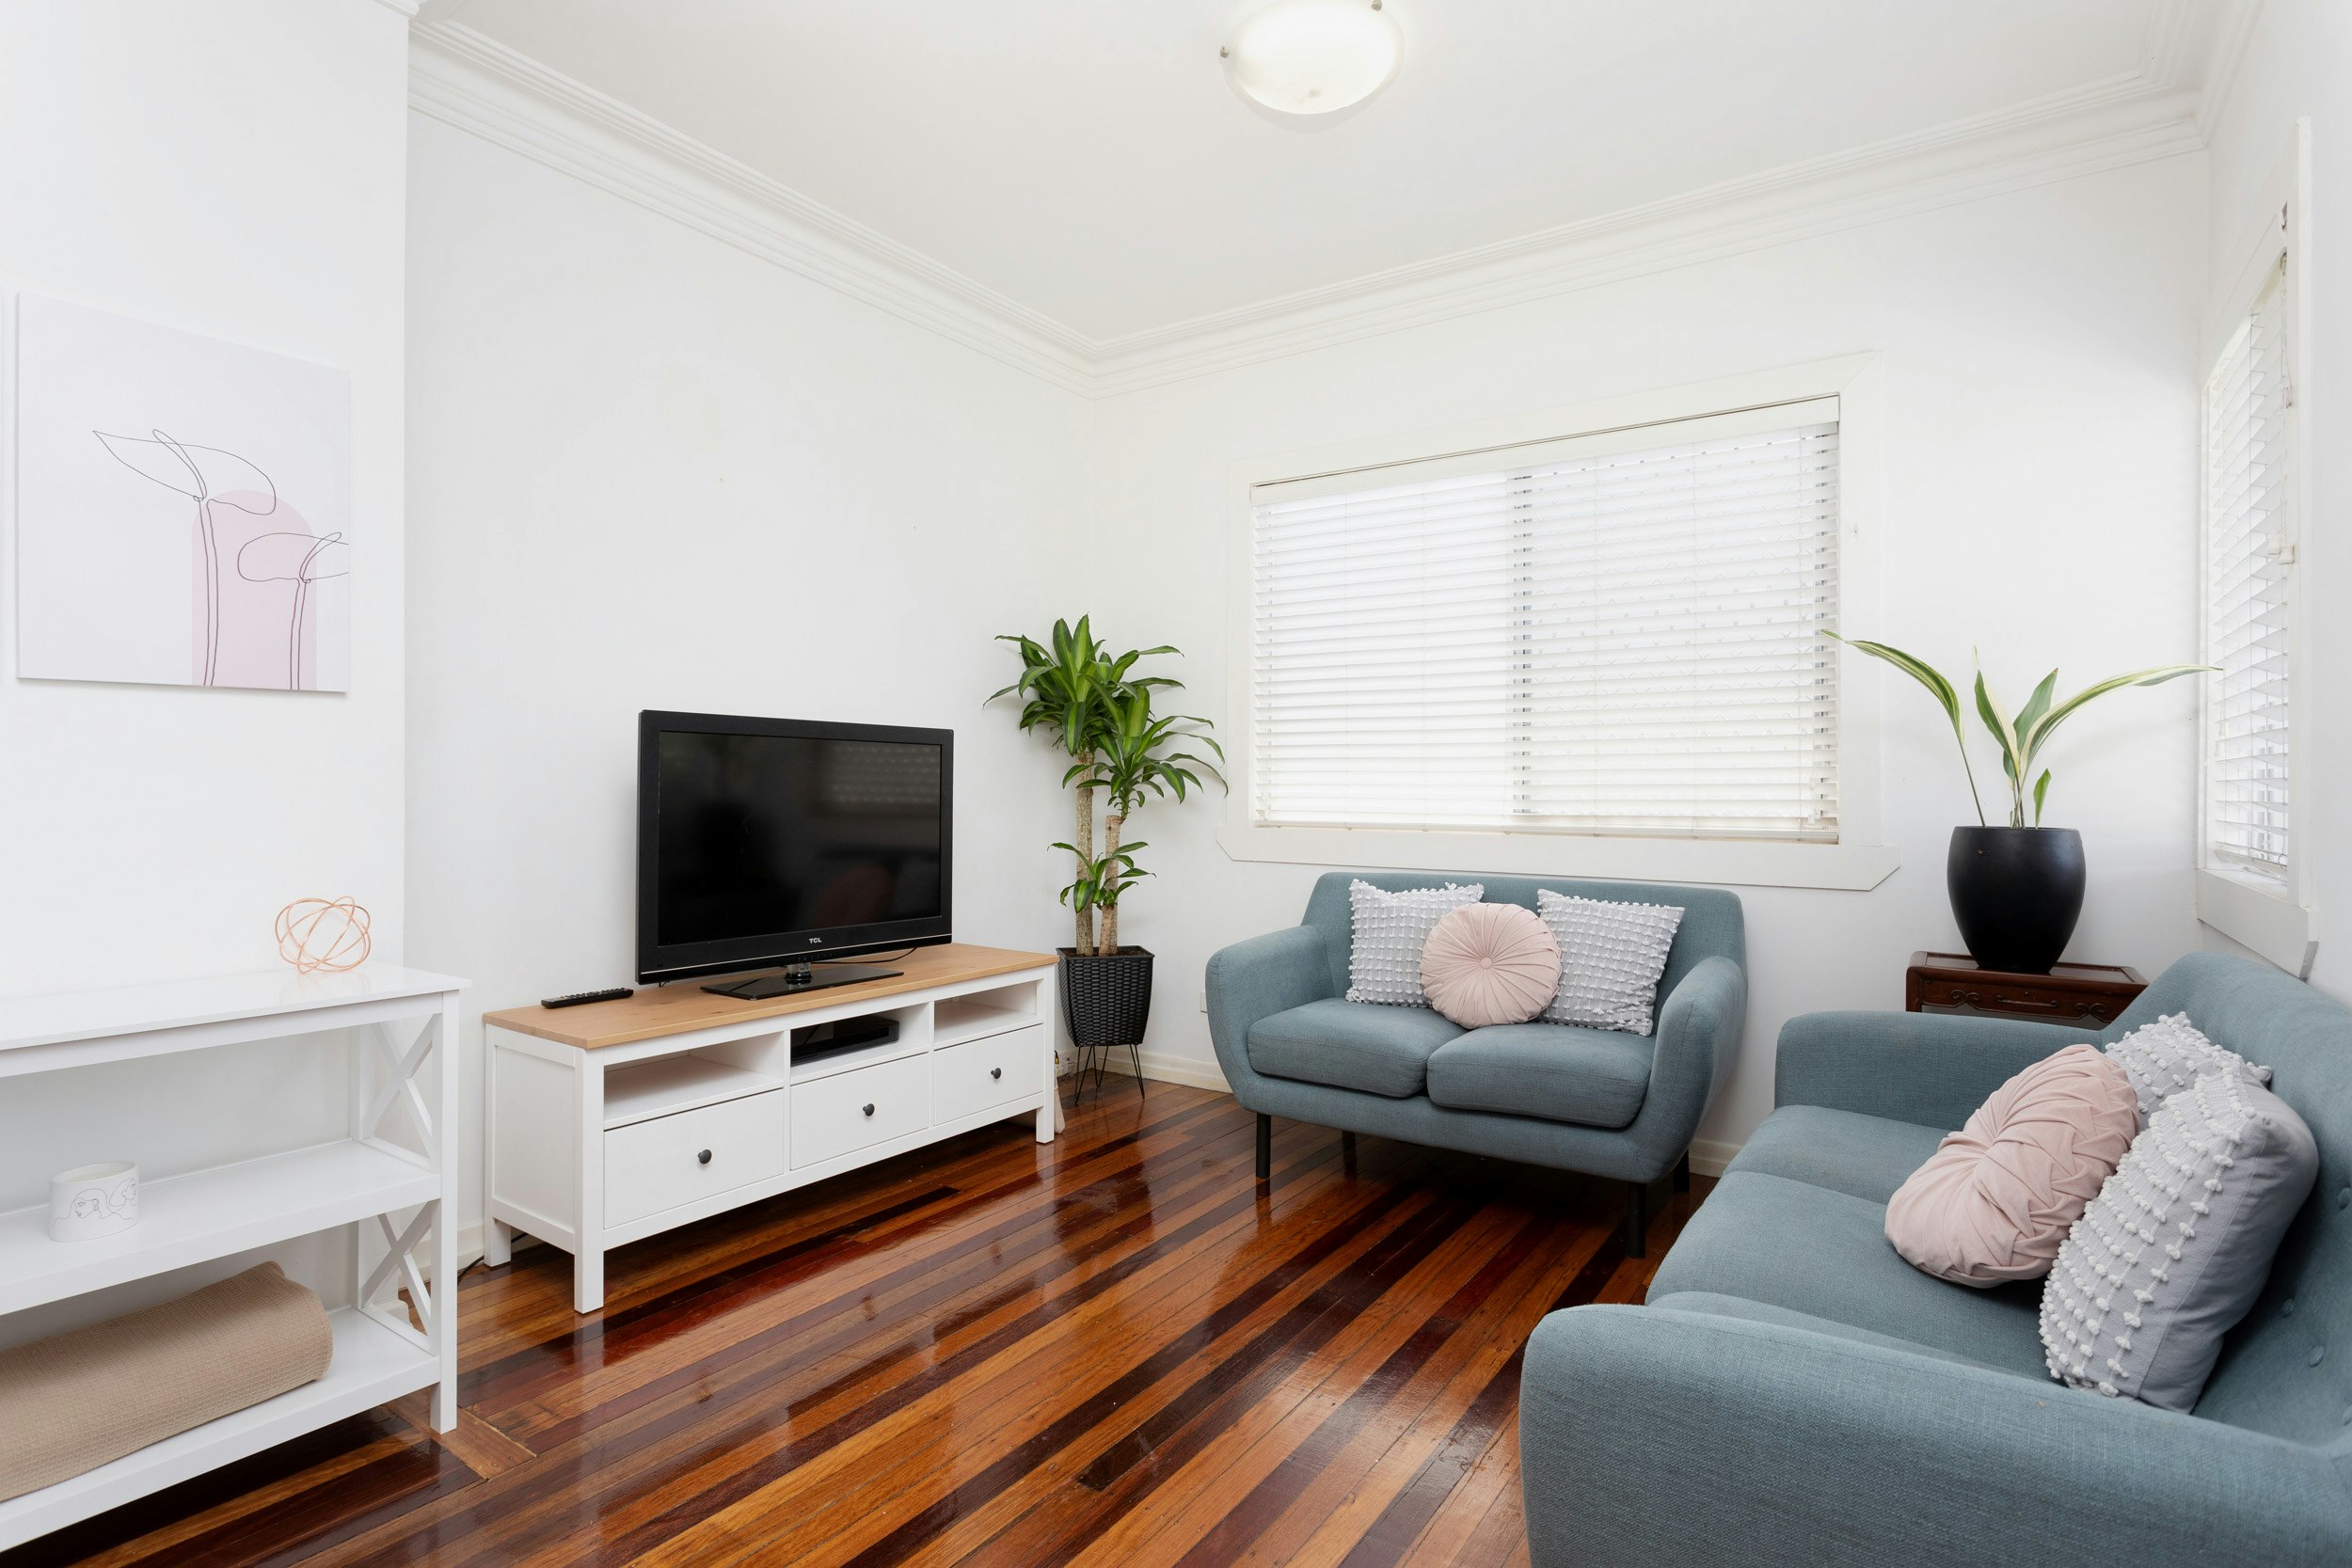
0, 965, 465, 1551
483, 943, 1058, 1313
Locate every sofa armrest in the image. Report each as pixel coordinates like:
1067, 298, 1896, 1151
1774, 1009, 2102, 1129
1204, 925, 1336, 1100
1630, 955, 1746, 1164
1521, 1305, 2352, 1568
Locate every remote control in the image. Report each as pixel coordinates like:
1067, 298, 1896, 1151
541, 987, 634, 1009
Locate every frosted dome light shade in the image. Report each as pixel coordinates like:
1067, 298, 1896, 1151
1223, 0, 1404, 120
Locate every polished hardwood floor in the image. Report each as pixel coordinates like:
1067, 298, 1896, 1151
7, 1083, 1708, 1568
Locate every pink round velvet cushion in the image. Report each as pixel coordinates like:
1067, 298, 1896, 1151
1420, 903, 1563, 1028
1884, 1043, 2139, 1287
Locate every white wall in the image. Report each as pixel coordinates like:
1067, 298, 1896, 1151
0, 0, 410, 1332
1087, 154, 2209, 1153
2201, 0, 2352, 1002
404, 113, 1095, 1235
0, 0, 412, 994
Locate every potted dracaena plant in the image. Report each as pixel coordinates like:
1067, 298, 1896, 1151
990, 619, 1222, 1090
1836, 638, 2210, 974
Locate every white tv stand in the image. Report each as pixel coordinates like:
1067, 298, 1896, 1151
0, 965, 465, 1551
482, 943, 1058, 1313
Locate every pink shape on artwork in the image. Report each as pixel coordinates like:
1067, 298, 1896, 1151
94, 430, 343, 690
207, 492, 345, 689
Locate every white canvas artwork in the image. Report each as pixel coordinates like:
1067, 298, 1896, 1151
14, 294, 352, 691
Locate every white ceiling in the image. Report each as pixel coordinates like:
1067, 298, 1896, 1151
437, 0, 2187, 343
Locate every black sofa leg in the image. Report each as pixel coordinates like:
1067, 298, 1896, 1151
1255, 1114, 1272, 1182
1341, 1130, 1357, 1173
1674, 1150, 1692, 1193
1624, 1180, 1648, 1259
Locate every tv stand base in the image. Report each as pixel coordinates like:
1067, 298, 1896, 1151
703, 962, 902, 1000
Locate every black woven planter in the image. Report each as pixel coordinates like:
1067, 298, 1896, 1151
1058, 946, 1154, 1047
1947, 826, 2087, 974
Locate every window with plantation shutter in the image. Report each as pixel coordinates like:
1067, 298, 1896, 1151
2202, 255, 2295, 886
1248, 399, 1842, 843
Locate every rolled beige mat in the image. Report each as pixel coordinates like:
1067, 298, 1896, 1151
0, 1261, 333, 1502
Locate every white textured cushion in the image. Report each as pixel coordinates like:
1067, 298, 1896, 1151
1537, 890, 1685, 1035
1344, 880, 1484, 1008
2104, 1011, 2272, 1126
2040, 1069, 2317, 1410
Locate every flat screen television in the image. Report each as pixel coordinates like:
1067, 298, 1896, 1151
637, 711, 953, 996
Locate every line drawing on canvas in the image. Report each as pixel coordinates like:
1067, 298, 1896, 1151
238, 530, 350, 689
91, 428, 346, 690
17, 294, 353, 692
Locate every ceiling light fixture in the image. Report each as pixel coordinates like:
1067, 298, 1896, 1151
1220, 0, 1404, 127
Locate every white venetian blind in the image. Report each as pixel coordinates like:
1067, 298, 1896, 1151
1250, 399, 1842, 842
2203, 255, 2295, 883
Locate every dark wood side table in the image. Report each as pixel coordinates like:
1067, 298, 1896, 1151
1905, 951, 2148, 1026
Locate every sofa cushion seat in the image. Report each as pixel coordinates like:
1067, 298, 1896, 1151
1727, 1104, 1948, 1203
1423, 1023, 1653, 1130
1247, 998, 1462, 1099
1647, 1169, 2048, 1381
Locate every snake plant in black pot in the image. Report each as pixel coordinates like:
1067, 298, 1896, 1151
1836, 637, 2210, 974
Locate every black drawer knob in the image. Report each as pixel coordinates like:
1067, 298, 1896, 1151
991, 1067, 1003, 1080
697, 1148, 712, 1165
863, 1103, 876, 1117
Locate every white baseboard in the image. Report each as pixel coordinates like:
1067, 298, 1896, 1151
1094, 1048, 1232, 1092
1094, 1053, 1747, 1177
1688, 1138, 1741, 1178
454, 1223, 487, 1275
457, 1218, 548, 1269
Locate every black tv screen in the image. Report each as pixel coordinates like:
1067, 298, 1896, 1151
637, 712, 953, 983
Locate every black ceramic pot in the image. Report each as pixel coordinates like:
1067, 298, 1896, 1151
1058, 946, 1154, 1048
1946, 827, 2087, 974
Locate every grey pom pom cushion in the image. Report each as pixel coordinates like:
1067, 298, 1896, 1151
2040, 1069, 2318, 1411
1344, 880, 1484, 1007
1537, 890, 1685, 1035
2104, 1011, 2272, 1125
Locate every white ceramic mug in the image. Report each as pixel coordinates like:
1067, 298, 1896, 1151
48, 1161, 139, 1242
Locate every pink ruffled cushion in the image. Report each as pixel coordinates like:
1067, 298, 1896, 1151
1420, 903, 1563, 1028
1884, 1043, 2139, 1287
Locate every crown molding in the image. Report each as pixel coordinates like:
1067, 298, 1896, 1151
1089, 78, 2202, 393
2192, 0, 2266, 139
2140, 0, 2206, 90
373, 0, 422, 17
408, 24, 1097, 394
408, 21, 2209, 400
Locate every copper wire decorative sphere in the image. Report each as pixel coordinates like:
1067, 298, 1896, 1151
276, 896, 373, 974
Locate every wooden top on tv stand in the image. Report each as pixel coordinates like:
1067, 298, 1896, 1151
483, 942, 1057, 1051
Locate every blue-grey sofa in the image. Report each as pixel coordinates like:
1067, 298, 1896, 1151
1204, 871, 1746, 1254
1520, 951, 2352, 1566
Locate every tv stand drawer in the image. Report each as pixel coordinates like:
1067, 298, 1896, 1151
790, 1055, 928, 1168
932, 1025, 1044, 1122
603, 1089, 786, 1227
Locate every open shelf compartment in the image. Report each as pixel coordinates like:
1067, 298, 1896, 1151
932, 981, 1044, 1050
603, 1055, 784, 1129
0, 1141, 441, 1318
0, 1307, 437, 1550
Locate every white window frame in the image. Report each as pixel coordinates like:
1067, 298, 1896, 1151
1220, 353, 1896, 891
2196, 122, 2318, 976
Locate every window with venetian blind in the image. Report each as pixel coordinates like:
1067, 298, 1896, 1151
1248, 400, 1842, 844
2202, 254, 2295, 886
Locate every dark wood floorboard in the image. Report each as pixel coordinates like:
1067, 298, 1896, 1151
3, 1084, 1709, 1568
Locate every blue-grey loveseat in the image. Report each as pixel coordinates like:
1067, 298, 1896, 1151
1520, 951, 2352, 1566
1205, 872, 1745, 1254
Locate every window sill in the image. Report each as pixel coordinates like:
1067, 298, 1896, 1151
1216, 823, 1899, 892
2196, 868, 2317, 977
